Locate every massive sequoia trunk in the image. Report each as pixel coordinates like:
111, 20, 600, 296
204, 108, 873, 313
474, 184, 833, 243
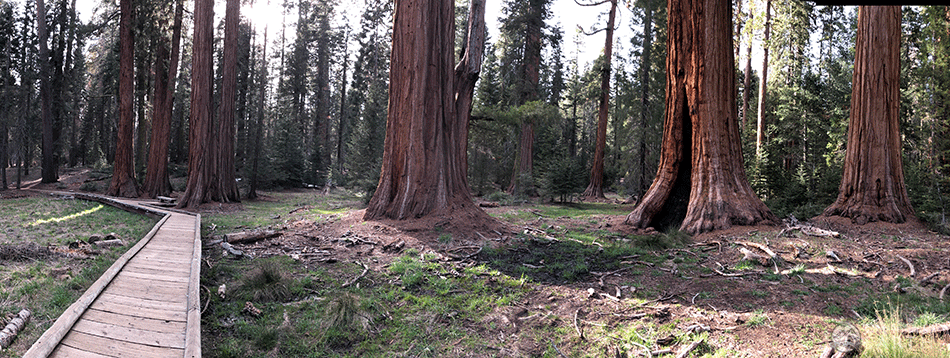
822, 6, 913, 224
178, 0, 214, 208
507, 0, 545, 196
625, 0, 777, 235
364, 0, 486, 222
107, 0, 139, 197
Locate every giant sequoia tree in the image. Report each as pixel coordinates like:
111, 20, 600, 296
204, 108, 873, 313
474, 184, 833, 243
822, 6, 914, 224
363, 0, 487, 222
178, 0, 214, 208
106, 0, 139, 197
625, 0, 777, 234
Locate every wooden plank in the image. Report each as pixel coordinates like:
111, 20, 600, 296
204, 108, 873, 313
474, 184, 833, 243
120, 270, 190, 284
122, 263, 191, 277
23, 214, 171, 358
109, 274, 189, 294
184, 213, 202, 358
49, 344, 115, 358
91, 292, 187, 321
70, 318, 186, 348
83, 308, 187, 333
129, 253, 194, 265
104, 284, 187, 304
124, 260, 192, 274
59, 330, 184, 358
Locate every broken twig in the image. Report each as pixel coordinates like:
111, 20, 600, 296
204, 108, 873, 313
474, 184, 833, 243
896, 255, 916, 277
342, 261, 369, 288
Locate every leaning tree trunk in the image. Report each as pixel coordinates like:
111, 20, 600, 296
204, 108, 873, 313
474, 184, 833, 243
583, 0, 617, 200
364, 0, 487, 222
822, 6, 913, 225
454, 0, 487, 178
625, 0, 777, 235
178, 0, 214, 209
107, 0, 139, 198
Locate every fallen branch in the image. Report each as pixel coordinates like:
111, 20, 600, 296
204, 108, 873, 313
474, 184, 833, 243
941, 283, 949, 301
901, 322, 950, 336
0, 309, 31, 349
736, 240, 777, 258
342, 261, 369, 288
708, 265, 763, 277
674, 338, 704, 358
918, 272, 940, 286
444, 245, 482, 259
896, 255, 916, 277
573, 308, 584, 340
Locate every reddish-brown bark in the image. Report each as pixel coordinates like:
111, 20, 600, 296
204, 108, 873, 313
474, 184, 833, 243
178, 0, 214, 209
37, 0, 57, 184
624, 0, 777, 235
142, 0, 183, 198
582, 0, 617, 200
507, 0, 545, 196
822, 6, 913, 225
364, 0, 487, 222
454, 0, 487, 178
107, 0, 139, 198
211, 0, 241, 203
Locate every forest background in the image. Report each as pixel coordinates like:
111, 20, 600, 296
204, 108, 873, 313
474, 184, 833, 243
0, 0, 948, 234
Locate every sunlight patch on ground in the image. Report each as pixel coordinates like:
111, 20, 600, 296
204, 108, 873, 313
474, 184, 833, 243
29, 204, 104, 227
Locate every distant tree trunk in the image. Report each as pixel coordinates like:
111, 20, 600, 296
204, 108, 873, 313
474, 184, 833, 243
248, 27, 267, 200
755, 0, 770, 158
508, 0, 544, 196
741, 4, 753, 129
625, 0, 777, 235
364, 0, 486, 221
178, 0, 214, 208
107, 0, 140, 197
37, 0, 57, 183
337, 31, 348, 177
823, 6, 913, 224
142, 0, 183, 198
454, 0, 486, 179
211, 0, 241, 203
637, 0, 654, 199
583, 0, 617, 200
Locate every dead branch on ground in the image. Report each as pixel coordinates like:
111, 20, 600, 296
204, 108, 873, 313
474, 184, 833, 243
0, 309, 30, 348
342, 261, 368, 288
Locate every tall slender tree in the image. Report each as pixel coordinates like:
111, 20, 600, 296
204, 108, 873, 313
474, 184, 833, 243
823, 6, 913, 224
107, 0, 140, 197
578, 0, 618, 200
142, 0, 184, 198
625, 0, 777, 234
211, 0, 241, 203
36, 0, 57, 183
755, 0, 771, 158
178, 0, 214, 208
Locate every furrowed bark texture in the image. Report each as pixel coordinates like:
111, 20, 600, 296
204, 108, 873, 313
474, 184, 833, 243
107, 0, 139, 197
178, 0, 214, 209
142, 0, 183, 198
822, 6, 913, 224
364, 0, 485, 221
625, 0, 777, 235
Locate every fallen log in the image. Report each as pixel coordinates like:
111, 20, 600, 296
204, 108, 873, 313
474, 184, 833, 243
901, 322, 950, 336
342, 261, 369, 288
225, 230, 280, 245
0, 309, 31, 348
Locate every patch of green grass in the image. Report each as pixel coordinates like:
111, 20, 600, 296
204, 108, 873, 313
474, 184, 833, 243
860, 307, 950, 358
745, 310, 771, 327
0, 196, 156, 357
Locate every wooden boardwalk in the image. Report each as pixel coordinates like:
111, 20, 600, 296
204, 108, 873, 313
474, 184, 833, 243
24, 195, 201, 358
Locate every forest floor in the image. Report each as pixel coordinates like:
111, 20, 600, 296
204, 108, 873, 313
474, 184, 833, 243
11, 167, 950, 357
